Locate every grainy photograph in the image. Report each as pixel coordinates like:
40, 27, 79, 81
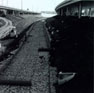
0, 0, 93, 93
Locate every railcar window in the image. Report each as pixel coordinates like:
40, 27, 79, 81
81, 8, 94, 17
81, 9, 89, 16
91, 8, 94, 17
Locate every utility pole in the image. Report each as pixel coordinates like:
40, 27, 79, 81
7, 0, 8, 6
21, 0, 23, 10
2, 0, 3, 5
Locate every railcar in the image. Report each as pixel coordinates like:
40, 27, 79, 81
49, 0, 94, 69
46, 0, 94, 93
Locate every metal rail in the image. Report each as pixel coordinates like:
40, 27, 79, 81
41, 21, 51, 93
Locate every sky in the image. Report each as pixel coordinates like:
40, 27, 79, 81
0, 0, 64, 12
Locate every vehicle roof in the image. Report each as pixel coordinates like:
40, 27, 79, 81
55, 0, 94, 11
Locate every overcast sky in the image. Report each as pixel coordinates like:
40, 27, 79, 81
0, 0, 64, 12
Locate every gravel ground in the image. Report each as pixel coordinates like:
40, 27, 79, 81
0, 21, 57, 93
